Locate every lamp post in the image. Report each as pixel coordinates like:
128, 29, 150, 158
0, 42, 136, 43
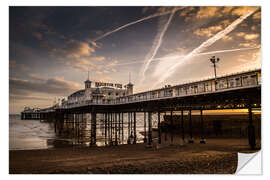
210, 56, 220, 90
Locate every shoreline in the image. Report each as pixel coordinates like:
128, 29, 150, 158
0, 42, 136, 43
9, 138, 260, 174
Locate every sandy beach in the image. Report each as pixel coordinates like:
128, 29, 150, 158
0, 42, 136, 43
9, 138, 260, 174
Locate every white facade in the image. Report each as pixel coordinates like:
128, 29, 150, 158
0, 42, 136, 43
64, 79, 133, 106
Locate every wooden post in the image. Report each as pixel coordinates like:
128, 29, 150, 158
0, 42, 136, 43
248, 107, 256, 149
158, 111, 161, 144
122, 113, 124, 143
148, 112, 152, 146
133, 112, 137, 144
188, 109, 194, 143
200, 109, 206, 144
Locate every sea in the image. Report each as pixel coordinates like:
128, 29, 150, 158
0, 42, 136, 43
9, 113, 152, 150
9, 114, 56, 150
9, 110, 257, 150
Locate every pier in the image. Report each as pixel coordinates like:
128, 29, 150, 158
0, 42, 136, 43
21, 69, 261, 150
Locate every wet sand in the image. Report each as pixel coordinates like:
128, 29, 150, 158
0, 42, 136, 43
9, 138, 260, 174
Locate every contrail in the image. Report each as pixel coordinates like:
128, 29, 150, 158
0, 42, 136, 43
138, 7, 178, 84
154, 8, 258, 87
92, 7, 183, 42
112, 47, 259, 66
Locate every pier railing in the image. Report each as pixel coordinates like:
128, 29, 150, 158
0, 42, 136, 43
60, 69, 261, 109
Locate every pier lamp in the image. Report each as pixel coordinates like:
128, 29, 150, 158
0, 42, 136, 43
210, 56, 220, 89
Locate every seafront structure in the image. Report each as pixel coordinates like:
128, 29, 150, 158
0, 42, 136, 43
61, 74, 133, 108
21, 69, 261, 149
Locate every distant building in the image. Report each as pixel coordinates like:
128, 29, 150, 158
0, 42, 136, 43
63, 74, 133, 106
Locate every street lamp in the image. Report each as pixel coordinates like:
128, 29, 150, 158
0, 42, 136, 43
210, 56, 220, 90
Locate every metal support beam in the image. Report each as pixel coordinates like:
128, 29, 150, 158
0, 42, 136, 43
148, 112, 152, 146
158, 111, 161, 144
200, 109, 206, 144
105, 113, 107, 145
127, 112, 131, 144
170, 110, 174, 144
188, 109, 194, 143
121, 113, 124, 143
248, 107, 256, 150
133, 112, 136, 144
115, 113, 118, 145
181, 110, 185, 144
90, 112, 97, 146
144, 111, 147, 143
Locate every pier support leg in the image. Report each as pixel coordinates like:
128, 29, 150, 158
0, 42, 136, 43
109, 113, 112, 145
147, 112, 153, 147
170, 110, 174, 144
115, 113, 118, 146
105, 113, 107, 145
181, 110, 185, 145
158, 111, 161, 144
118, 113, 121, 144
133, 112, 137, 144
200, 109, 206, 144
164, 112, 167, 142
188, 109, 194, 143
144, 112, 147, 143
121, 113, 124, 143
127, 112, 131, 144
90, 112, 97, 146
248, 107, 256, 150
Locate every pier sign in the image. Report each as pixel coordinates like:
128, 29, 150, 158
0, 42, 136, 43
95, 82, 122, 89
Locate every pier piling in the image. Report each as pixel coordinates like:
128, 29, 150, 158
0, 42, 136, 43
200, 109, 206, 144
248, 107, 256, 149
148, 112, 152, 146
133, 112, 136, 144
90, 112, 97, 146
158, 111, 161, 144
188, 109, 194, 143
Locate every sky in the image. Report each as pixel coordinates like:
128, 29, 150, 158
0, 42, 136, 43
9, 6, 261, 114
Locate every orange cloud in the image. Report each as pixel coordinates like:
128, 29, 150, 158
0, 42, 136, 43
65, 40, 95, 59
232, 6, 259, 16
32, 32, 43, 40
194, 25, 223, 37
196, 7, 220, 19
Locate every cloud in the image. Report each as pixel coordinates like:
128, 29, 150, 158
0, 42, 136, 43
222, 35, 233, 41
244, 33, 259, 40
236, 32, 246, 37
239, 42, 260, 48
9, 77, 83, 97
64, 39, 95, 59
10, 95, 52, 101
40, 41, 53, 49
232, 7, 259, 16
179, 6, 260, 23
28, 73, 46, 81
196, 7, 221, 19
9, 60, 30, 71
236, 32, 260, 40
194, 25, 223, 37
32, 32, 43, 40
253, 11, 261, 20
96, 77, 113, 82
107, 60, 118, 67
95, 30, 104, 35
